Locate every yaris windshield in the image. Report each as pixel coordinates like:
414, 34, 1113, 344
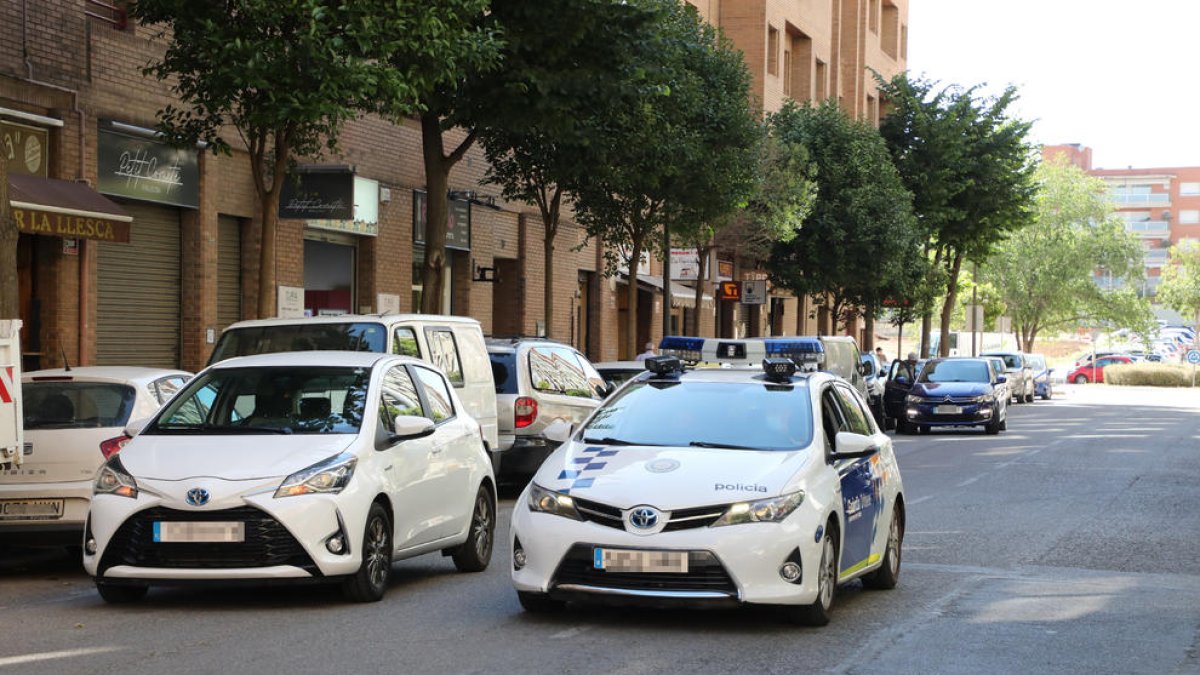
148, 366, 370, 435
581, 381, 813, 451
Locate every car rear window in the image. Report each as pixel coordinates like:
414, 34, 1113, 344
209, 323, 387, 363
489, 353, 519, 394
23, 382, 137, 430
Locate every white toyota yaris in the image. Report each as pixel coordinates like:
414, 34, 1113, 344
84, 351, 496, 603
510, 357, 905, 625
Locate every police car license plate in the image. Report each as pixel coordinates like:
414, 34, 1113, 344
0, 499, 65, 520
153, 521, 245, 543
594, 548, 688, 573
935, 405, 962, 415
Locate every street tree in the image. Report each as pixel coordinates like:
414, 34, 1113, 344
983, 158, 1150, 352
879, 74, 1038, 356
131, 0, 491, 317
767, 100, 921, 343
572, 1, 759, 357
477, 0, 662, 338
1157, 240, 1200, 336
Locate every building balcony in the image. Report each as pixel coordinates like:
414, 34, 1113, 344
1110, 193, 1171, 207
1126, 220, 1171, 239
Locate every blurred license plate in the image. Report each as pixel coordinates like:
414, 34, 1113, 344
593, 548, 688, 573
154, 521, 245, 543
935, 405, 962, 414
0, 499, 65, 520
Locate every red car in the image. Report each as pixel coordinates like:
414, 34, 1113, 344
1067, 355, 1132, 383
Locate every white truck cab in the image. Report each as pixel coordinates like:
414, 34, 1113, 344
0, 320, 24, 469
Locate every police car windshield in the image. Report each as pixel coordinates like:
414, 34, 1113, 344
919, 360, 990, 384
581, 380, 813, 451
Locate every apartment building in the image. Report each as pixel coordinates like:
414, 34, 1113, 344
4, 1, 907, 372
1044, 143, 1200, 298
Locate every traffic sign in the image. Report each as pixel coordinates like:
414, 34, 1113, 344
741, 279, 767, 305
1186, 349, 1200, 365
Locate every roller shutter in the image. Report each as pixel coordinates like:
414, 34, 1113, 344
217, 216, 242, 330
96, 203, 181, 368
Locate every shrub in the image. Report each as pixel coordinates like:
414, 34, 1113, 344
1104, 363, 1197, 387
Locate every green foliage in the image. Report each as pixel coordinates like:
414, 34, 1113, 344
1157, 241, 1200, 325
766, 100, 924, 326
983, 158, 1152, 350
1104, 363, 1196, 387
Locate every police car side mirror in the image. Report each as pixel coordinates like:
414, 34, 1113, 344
124, 417, 152, 437
833, 431, 878, 459
544, 420, 573, 444
858, 361, 874, 376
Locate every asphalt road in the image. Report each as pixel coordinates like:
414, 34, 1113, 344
2, 385, 1198, 674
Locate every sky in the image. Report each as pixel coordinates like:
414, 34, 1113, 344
907, 0, 1200, 170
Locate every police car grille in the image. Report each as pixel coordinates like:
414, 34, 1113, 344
552, 544, 736, 593
662, 505, 726, 531
572, 496, 624, 529
98, 506, 318, 575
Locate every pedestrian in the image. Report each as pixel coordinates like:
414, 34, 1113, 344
635, 341, 657, 361
875, 346, 888, 364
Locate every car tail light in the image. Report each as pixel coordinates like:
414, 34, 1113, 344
100, 435, 131, 459
515, 397, 538, 429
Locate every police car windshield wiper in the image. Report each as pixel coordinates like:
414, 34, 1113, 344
581, 436, 661, 447
689, 441, 762, 450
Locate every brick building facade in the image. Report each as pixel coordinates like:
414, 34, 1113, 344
5, 1, 907, 373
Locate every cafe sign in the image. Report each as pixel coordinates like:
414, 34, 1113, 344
279, 167, 355, 221
2, 121, 49, 177
413, 190, 471, 251
98, 127, 199, 209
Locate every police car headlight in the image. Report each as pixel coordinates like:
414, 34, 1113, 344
712, 491, 804, 527
527, 483, 582, 521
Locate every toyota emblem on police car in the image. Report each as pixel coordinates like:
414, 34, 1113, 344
186, 488, 210, 507
629, 506, 660, 529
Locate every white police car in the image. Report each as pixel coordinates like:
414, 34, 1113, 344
509, 356, 905, 625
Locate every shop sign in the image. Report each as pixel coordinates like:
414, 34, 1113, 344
277, 285, 305, 319
12, 206, 130, 243
618, 246, 651, 276
413, 190, 471, 251
2, 121, 49, 177
670, 248, 700, 281
717, 259, 734, 281
741, 279, 767, 305
306, 176, 380, 236
717, 281, 741, 301
279, 167, 355, 221
98, 128, 199, 209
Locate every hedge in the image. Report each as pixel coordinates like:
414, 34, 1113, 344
1103, 363, 1199, 387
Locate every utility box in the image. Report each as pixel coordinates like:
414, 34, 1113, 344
0, 320, 23, 468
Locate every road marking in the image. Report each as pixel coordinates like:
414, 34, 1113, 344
908, 495, 935, 506
550, 626, 592, 640
0, 646, 122, 668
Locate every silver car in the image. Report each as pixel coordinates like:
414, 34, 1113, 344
487, 339, 608, 481
982, 352, 1034, 403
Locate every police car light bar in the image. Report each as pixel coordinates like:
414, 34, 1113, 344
763, 338, 826, 364
659, 336, 704, 364
644, 355, 683, 376
762, 358, 797, 382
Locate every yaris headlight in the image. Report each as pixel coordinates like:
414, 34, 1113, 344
94, 455, 138, 499
712, 491, 805, 527
274, 452, 357, 498
527, 483, 582, 520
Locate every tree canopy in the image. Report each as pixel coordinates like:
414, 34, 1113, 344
983, 158, 1151, 351
1157, 240, 1200, 331
766, 100, 923, 335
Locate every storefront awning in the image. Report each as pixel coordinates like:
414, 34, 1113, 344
9, 174, 132, 242
618, 272, 714, 308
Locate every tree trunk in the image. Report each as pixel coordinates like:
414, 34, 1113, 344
255, 131, 289, 318
692, 244, 708, 336
420, 113, 450, 315
661, 221, 671, 340
625, 237, 643, 359
863, 312, 875, 351
541, 188, 562, 339
0, 148, 16, 318
938, 252, 964, 357
919, 311, 932, 359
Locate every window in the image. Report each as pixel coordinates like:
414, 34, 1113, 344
782, 48, 793, 96
23, 382, 136, 429
1181, 182, 1200, 196
529, 347, 596, 398
833, 385, 874, 435
413, 366, 455, 422
424, 328, 463, 386
151, 376, 190, 404
881, 2, 900, 58
815, 60, 828, 100
392, 327, 420, 356
1181, 210, 1200, 224
767, 26, 780, 76
869, 0, 879, 33
378, 366, 423, 435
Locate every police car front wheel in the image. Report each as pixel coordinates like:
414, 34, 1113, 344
787, 527, 838, 626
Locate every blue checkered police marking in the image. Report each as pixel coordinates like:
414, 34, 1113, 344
561, 447, 617, 492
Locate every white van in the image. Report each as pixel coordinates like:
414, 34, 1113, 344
209, 315, 499, 463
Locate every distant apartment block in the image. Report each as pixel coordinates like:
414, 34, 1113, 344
1044, 143, 1200, 298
